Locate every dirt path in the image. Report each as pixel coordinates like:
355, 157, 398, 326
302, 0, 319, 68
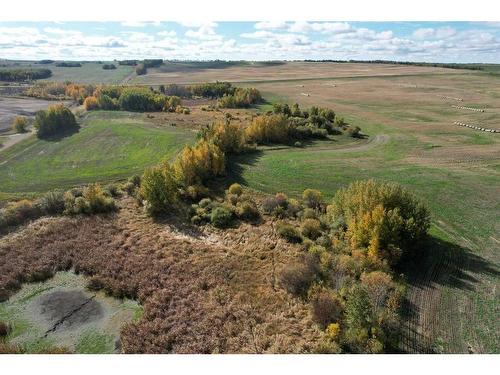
0, 129, 34, 152
120, 70, 136, 84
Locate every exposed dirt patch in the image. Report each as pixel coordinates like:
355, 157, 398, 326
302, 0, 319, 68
0, 271, 141, 353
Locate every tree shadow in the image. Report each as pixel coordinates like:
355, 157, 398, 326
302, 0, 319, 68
400, 236, 499, 292
215, 149, 265, 190
397, 235, 499, 353
38, 124, 80, 142
151, 209, 207, 241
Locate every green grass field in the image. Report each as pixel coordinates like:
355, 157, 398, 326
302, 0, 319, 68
0, 111, 195, 195
40, 62, 134, 84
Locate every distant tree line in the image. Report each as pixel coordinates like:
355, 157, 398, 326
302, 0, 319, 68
0, 68, 52, 82
303, 59, 487, 71
55, 62, 82, 68
37, 59, 55, 65
118, 60, 139, 66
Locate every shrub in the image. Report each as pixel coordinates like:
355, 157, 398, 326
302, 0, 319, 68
97, 94, 118, 110
235, 201, 261, 222
0, 200, 41, 229
274, 193, 288, 208
102, 64, 116, 70
34, 104, 78, 138
262, 197, 279, 214
327, 179, 430, 263
228, 183, 243, 196
280, 254, 319, 296
302, 188, 323, 209
140, 161, 178, 215
210, 206, 233, 228
163, 96, 182, 112
301, 218, 322, 240
198, 198, 212, 208
12, 116, 28, 133
277, 222, 302, 243
310, 288, 343, 328
286, 198, 301, 218
83, 96, 99, 110
82, 184, 116, 214
104, 183, 121, 197
348, 126, 362, 138
36, 190, 65, 215
302, 208, 317, 220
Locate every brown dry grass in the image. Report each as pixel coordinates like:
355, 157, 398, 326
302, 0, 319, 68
0, 197, 322, 353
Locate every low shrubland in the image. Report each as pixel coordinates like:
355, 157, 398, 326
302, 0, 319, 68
0, 183, 118, 232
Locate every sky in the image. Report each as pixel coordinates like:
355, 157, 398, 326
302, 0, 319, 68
0, 21, 499, 63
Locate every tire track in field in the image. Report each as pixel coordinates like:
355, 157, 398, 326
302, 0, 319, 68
263, 134, 390, 154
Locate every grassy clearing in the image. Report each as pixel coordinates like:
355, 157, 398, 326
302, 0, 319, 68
40, 62, 134, 84
0, 111, 195, 195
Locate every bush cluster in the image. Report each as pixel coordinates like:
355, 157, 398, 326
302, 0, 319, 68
34, 104, 78, 138
217, 87, 262, 108
102, 64, 117, 70
0, 184, 117, 232
274, 180, 428, 353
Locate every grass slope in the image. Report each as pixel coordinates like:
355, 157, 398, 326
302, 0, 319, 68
0, 111, 194, 194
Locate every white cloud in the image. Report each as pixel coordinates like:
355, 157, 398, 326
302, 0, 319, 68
178, 21, 217, 28
185, 24, 221, 40
157, 30, 176, 37
436, 26, 457, 39
413, 28, 435, 39
254, 21, 288, 30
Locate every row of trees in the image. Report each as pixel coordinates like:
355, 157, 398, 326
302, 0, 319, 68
83, 87, 185, 113
0, 68, 52, 82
